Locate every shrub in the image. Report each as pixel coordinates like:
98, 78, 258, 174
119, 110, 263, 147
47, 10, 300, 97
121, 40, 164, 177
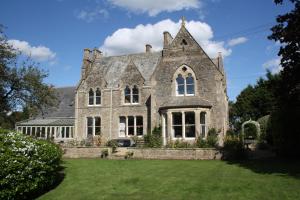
101, 149, 109, 158
0, 129, 63, 199
226, 129, 235, 136
222, 135, 247, 160
195, 136, 209, 148
107, 140, 118, 153
144, 126, 162, 148
166, 139, 194, 148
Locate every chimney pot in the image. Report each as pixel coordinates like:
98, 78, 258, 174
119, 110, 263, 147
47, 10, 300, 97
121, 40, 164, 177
83, 48, 91, 60
163, 31, 173, 48
93, 48, 102, 60
146, 44, 152, 53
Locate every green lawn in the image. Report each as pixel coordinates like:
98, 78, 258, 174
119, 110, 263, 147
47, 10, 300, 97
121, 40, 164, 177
39, 159, 300, 200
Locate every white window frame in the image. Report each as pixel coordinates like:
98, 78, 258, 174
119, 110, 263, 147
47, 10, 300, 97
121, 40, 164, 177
88, 88, 102, 106
86, 116, 102, 137
174, 65, 196, 97
124, 85, 140, 105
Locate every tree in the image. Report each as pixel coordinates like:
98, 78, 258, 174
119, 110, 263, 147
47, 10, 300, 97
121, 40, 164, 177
229, 71, 280, 131
268, 0, 300, 157
0, 25, 57, 129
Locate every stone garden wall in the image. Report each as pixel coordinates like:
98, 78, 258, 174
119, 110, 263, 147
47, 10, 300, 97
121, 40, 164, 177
63, 147, 222, 160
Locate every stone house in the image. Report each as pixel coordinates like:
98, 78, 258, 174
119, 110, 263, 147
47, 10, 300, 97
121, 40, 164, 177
16, 19, 229, 145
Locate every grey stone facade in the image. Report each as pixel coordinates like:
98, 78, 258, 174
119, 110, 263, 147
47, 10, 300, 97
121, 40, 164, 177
75, 22, 229, 144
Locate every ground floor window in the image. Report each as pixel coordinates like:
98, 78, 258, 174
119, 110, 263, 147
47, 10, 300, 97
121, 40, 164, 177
185, 112, 195, 138
200, 112, 206, 138
16, 126, 73, 139
119, 115, 143, 137
172, 112, 196, 138
86, 116, 101, 136
172, 112, 182, 138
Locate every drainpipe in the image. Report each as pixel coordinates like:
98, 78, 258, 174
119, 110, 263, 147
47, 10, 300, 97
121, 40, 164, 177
109, 88, 113, 140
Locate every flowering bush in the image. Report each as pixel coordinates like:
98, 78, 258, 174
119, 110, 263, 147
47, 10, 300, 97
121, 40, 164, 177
0, 129, 63, 199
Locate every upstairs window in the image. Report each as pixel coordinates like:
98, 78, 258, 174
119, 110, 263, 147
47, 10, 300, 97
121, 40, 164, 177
174, 66, 195, 96
132, 85, 139, 103
88, 88, 101, 105
88, 89, 94, 105
95, 88, 101, 105
125, 86, 131, 103
124, 85, 139, 104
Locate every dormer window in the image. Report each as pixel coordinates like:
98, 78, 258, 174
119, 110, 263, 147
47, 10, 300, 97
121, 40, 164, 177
124, 85, 139, 104
88, 88, 101, 106
174, 66, 196, 96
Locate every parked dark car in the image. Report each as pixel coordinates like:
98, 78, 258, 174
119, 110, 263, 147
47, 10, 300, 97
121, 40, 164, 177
114, 138, 134, 147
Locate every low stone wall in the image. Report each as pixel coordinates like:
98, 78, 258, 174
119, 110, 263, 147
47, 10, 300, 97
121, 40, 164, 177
63, 147, 111, 158
63, 147, 222, 160
129, 148, 221, 160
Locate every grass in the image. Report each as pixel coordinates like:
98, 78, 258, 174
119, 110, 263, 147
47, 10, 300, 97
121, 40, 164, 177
39, 159, 300, 200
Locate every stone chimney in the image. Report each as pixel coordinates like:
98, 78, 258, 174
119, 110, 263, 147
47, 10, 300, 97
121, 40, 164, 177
83, 48, 91, 60
163, 31, 173, 48
93, 48, 102, 60
82, 48, 92, 80
145, 44, 152, 53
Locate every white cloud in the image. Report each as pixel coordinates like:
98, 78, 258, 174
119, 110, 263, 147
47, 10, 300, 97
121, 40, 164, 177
108, 0, 201, 16
100, 19, 231, 58
227, 37, 248, 47
7, 39, 56, 62
263, 57, 282, 74
76, 7, 109, 23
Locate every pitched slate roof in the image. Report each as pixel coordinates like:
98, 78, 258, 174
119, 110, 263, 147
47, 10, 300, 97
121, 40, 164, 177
160, 96, 212, 110
94, 52, 161, 87
39, 86, 76, 118
16, 118, 74, 126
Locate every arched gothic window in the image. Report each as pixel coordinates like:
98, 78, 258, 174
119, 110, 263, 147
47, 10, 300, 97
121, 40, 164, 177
88, 88, 94, 105
176, 74, 185, 95
174, 66, 195, 96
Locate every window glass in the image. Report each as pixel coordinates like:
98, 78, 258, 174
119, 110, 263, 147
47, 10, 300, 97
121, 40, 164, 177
172, 112, 182, 138
88, 89, 94, 105
176, 74, 185, 95
32, 127, 36, 137
87, 117, 93, 135
128, 116, 134, 135
185, 112, 195, 137
61, 127, 65, 138
95, 117, 101, 135
95, 88, 101, 105
136, 116, 143, 136
66, 127, 70, 138
26, 127, 30, 135
200, 112, 206, 138
125, 86, 131, 103
132, 85, 139, 103
186, 74, 194, 95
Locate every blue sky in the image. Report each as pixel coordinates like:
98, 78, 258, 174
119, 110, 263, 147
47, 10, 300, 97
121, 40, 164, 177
0, 0, 292, 101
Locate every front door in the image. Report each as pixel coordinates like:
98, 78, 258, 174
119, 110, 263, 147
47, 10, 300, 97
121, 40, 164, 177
119, 117, 126, 137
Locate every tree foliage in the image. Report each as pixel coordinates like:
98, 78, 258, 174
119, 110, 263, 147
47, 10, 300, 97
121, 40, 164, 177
267, 0, 300, 157
0, 25, 57, 128
229, 71, 280, 131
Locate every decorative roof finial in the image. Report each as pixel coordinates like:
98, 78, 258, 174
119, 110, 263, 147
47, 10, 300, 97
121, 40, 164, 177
181, 16, 186, 27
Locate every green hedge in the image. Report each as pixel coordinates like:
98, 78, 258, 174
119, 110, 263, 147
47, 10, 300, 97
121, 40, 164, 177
0, 129, 63, 199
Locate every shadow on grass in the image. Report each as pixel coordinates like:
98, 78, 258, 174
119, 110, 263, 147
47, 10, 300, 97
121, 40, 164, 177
225, 157, 300, 179
29, 165, 66, 200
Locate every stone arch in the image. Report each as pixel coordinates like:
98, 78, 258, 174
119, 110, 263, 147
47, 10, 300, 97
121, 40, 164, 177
241, 119, 260, 140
